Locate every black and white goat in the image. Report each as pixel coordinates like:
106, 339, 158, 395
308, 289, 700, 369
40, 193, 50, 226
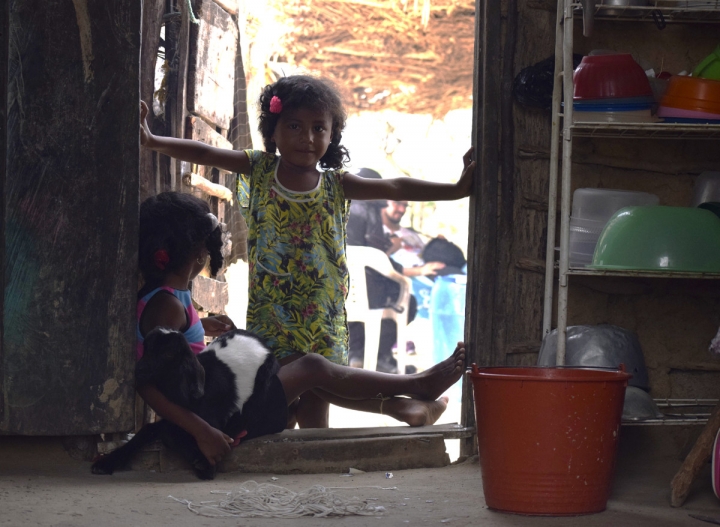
91, 328, 286, 480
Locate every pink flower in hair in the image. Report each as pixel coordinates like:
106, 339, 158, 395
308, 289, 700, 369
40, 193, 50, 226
269, 96, 283, 114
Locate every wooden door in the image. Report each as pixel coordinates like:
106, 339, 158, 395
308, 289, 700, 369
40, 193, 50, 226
1, 0, 140, 434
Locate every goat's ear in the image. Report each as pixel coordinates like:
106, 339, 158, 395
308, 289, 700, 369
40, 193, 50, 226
135, 357, 156, 385
191, 362, 205, 399
177, 356, 205, 402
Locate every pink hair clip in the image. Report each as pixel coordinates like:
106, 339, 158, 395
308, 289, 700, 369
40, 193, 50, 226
154, 249, 170, 270
269, 96, 283, 114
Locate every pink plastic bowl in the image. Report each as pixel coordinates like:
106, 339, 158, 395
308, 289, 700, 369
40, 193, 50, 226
657, 105, 720, 120
574, 54, 653, 100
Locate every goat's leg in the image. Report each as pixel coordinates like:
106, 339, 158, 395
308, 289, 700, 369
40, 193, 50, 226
158, 427, 218, 480
91, 422, 168, 475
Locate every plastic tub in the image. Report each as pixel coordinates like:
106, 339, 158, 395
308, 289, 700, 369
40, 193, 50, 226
660, 75, 720, 114
570, 216, 606, 234
599, 0, 648, 16
571, 188, 660, 222
693, 45, 720, 81
569, 245, 598, 267
569, 191, 660, 267
657, 105, 720, 121
571, 101, 653, 111
692, 172, 720, 207
591, 206, 720, 272
569, 217, 607, 267
469, 364, 631, 515
573, 54, 653, 100
573, 96, 655, 106
573, 109, 658, 123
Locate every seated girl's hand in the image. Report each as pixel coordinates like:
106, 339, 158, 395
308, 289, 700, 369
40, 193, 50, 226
194, 424, 233, 466
201, 315, 236, 337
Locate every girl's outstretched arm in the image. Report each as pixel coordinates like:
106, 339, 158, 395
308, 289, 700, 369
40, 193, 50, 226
140, 101, 251, 175
137, 383, 232, 466
343, 147, 476, 202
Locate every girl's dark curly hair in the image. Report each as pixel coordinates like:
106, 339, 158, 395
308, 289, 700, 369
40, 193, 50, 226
257, 75, 350, 170
139, 192, 223, 287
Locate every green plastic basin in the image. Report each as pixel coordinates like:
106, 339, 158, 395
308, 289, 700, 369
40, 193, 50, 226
590, 206, 720, 272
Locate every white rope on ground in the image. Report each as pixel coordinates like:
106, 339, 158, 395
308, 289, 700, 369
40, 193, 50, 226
168, 481, 388, 518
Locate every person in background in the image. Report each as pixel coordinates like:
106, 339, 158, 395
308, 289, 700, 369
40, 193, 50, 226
346, 169, 444, 372
383, 199, 467, 277
381, 200, 427, 269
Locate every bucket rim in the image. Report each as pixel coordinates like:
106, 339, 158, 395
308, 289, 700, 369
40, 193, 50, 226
467, 364, 632, 382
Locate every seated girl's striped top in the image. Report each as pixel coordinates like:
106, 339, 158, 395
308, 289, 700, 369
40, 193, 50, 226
136, 286, 205, 360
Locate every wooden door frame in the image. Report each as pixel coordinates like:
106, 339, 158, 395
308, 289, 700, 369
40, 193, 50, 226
460, 0, 513, 456
0, 0, 8, 423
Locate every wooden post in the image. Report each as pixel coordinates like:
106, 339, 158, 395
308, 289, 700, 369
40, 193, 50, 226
461, 0, 503, 458
139, 0, 166, 202
3, 0, 140, 434
670, 401, 720, 507
164, 3, 190, 191
0, 0, 8, 423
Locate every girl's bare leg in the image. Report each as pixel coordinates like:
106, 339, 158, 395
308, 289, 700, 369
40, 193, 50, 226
294, 389, 329, 428
277, 342, 466, 404
279, 353, 329, 429
316, 389, 450, 427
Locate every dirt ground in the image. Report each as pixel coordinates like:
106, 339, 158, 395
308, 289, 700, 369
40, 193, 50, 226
1, 427, 720, 527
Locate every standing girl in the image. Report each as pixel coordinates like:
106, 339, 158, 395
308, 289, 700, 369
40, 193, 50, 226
140, 74, 475, 428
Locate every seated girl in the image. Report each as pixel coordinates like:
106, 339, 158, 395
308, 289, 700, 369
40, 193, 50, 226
136, 192, 466, 467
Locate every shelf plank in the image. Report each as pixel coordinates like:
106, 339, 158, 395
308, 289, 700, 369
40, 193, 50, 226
572, 2, 720, 24
563, 267, 720, 279
570, 122, 720, 139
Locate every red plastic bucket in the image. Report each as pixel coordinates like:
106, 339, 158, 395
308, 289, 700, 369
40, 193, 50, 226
468, 364, 631, 516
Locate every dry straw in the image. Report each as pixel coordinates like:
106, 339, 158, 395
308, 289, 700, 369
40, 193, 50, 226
265, 0, 476, 117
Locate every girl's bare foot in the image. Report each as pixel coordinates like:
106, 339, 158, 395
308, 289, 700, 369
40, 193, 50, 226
409, 342, 466, 401
384, 396, 449, 426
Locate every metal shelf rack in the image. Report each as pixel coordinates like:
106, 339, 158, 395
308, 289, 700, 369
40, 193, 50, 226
542, 0, 720, 407
565, 267, 720, 279
623, 399, 718, 426
574, 1, 720, 24
571, 121, 720, 138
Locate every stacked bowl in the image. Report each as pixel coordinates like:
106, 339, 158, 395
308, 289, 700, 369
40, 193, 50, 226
591, 206, 720, 272
573, 54, 656, 123
569, 188, 660, 267
693, 45, 720, 81
657, 75, 720, 123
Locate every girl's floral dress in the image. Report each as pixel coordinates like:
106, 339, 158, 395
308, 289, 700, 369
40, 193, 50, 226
237, 150, 350, 364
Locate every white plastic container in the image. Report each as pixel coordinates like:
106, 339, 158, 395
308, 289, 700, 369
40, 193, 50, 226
569, 189, 660, 267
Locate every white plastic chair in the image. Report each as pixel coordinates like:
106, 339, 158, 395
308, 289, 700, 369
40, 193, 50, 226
345, 246, 411, 373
